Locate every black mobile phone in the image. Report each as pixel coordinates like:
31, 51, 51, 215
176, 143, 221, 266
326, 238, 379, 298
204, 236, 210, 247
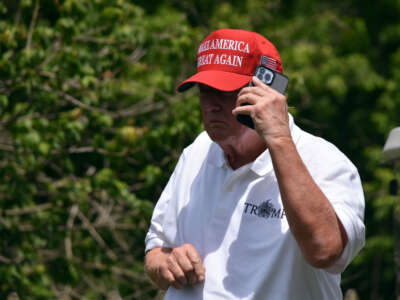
236, 65, 289, 129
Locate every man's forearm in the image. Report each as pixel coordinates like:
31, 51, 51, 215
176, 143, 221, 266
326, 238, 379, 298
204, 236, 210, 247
267, 136, 347, 268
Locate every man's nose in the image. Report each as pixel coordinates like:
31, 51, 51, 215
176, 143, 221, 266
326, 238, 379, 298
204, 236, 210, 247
202, 98, 222, 112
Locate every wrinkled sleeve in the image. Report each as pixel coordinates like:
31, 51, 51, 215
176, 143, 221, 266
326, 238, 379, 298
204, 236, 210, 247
316, 159, 365, 274
144, 153, 185, 253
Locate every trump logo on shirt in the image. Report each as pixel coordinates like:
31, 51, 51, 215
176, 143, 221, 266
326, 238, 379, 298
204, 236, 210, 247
243, 199, 286, 219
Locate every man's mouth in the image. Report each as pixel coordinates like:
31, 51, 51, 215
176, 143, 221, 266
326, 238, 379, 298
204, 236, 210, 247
207, 119, 226, 126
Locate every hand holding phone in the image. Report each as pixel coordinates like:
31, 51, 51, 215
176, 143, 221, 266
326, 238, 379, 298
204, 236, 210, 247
236, 65, 289, 129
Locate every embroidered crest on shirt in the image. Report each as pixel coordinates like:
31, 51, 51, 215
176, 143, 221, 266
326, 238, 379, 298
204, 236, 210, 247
244, 199, 286, 219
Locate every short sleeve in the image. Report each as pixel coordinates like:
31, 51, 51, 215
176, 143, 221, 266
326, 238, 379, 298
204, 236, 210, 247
144, 153, 185, 253
315, 159, 365, 274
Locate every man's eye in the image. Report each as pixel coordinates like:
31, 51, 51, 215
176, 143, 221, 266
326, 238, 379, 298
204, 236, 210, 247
220, 92, 237, 98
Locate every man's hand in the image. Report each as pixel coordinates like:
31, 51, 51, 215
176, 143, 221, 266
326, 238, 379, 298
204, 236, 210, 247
145, 244, 205, 290
232, 76, 291, 146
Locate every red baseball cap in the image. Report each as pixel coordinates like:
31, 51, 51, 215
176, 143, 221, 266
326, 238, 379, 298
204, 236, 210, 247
177, 28, 283, 92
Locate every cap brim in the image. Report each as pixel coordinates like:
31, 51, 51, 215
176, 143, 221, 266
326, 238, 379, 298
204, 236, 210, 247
177, 70, 252, 92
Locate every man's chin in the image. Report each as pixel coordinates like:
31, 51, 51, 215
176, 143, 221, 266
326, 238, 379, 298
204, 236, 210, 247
206, 128, 239, 144
206, 129, 229, 142
206, 126, 262, 145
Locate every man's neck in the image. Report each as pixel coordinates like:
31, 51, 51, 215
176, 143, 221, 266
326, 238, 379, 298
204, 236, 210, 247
216, 131, 267, 170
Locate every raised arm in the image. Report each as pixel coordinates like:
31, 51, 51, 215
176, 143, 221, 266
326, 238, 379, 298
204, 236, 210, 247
233, 76, 348, 268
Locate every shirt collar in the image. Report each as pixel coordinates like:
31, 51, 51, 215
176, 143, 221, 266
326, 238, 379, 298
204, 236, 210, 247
206, 141, 227, 168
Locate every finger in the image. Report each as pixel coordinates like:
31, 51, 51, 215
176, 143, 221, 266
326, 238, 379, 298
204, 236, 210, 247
176, 255, 198, 285
236, 95, 255, 106
236, 94, 263, 107
166, 255, 188, 286
251, 76, 273, 90
160, 267, 184, 290
186, 270, 198, 285
173, 250, 196, 282
232, 105, 251, 116
238, 85, 252, 96
238, 85, 269, 98
253, 77, 286, 100
252, 76, 287, 101
186, 249, 205, 282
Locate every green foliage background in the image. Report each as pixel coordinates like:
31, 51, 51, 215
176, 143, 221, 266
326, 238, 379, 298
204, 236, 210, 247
0, 0, 399, 299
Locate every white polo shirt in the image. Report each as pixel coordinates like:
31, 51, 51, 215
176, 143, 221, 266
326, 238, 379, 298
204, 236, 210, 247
145, 115, 365, 300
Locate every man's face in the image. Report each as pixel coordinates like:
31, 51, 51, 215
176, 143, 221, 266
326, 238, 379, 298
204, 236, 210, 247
199, 84, 246, 142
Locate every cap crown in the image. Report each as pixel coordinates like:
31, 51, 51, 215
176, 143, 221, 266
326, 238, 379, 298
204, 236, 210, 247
196, 29, 283, 75
177, 29, 283, 92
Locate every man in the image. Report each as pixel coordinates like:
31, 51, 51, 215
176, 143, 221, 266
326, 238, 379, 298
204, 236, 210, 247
144, 29, 365, 299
